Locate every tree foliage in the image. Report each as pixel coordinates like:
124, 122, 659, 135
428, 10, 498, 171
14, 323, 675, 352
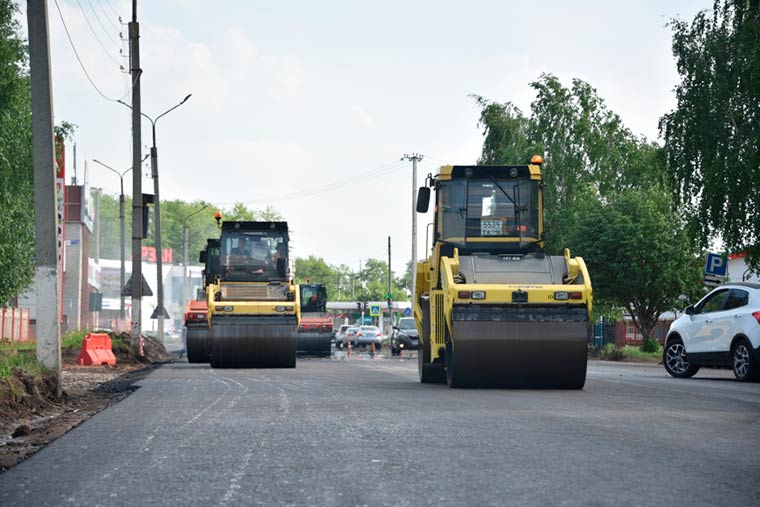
473, 73, 703, 332
660, 0, 760, 269
573, 187, 704, 344
0, 0, 33, 304
474, 75, 666, 252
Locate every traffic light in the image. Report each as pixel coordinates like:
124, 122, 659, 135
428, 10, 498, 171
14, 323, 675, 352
356, 302, 362, 311
386, 292, 392, 309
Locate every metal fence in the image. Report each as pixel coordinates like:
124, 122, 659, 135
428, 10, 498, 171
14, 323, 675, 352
1, 307, 31, 342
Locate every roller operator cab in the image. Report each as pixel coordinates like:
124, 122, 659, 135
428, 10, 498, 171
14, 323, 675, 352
414, 159, 593, 388
206, 221, 299, 368
183, 238, 220, 364
296, 284, 333, 356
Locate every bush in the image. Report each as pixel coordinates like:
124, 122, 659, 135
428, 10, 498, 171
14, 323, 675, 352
641, 337, 660, 353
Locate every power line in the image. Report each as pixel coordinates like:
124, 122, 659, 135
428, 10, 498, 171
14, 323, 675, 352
53, 0, 138, 102
211, 160, 407, 206
87, 0, 120, 47
75, 0, 121, 67
102, 0, 121, 19
94, 0, 120, 31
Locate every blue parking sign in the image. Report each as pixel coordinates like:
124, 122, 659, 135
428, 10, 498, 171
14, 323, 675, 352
704, 253, 727, 276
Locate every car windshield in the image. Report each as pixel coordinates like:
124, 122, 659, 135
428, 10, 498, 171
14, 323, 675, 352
360, 326, 378, 332
398, 319, 416, 330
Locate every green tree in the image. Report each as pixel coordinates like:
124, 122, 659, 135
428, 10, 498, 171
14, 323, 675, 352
471, 95, 538, 165
573, 186, 703, 350
473, 74, 666, 253
0, 0, 33, 304
294, 256, 337, 299
660, 0, 760, 269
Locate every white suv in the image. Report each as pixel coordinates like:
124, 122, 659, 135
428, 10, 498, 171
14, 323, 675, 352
664, 283, 760, 381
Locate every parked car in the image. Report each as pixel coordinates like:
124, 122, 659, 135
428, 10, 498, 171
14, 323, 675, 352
391, 317, 419, 356
334, 324, 351, 348
342, 326, 360, 347
664, 282, 760, 381
355, 325, 383, 349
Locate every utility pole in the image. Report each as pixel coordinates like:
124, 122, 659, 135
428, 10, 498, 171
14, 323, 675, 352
93, 188, 101, 262
93, 158, 141, 325
402, 153, 423, 300
129, 0, 143, 348
117, 95, 192, 344
387, 235, 392, 335
27, 0, 61, 397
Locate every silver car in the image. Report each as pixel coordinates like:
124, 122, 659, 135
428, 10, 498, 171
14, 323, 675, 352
356, 325, 382, 349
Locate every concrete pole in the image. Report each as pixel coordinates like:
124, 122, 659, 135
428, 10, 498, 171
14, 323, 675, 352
183, 225, 189, 304
93, 188, 100, 263
119, 180, 126, 322
129, 1, 143, 348
151, 142, 167, 343
27, 0, 61, 396
402, 153, 423, 300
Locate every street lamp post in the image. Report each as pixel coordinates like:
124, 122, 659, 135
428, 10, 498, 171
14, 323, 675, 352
92, 157, 146, 325
182, 204, 209, 306
119, 94, 192, 344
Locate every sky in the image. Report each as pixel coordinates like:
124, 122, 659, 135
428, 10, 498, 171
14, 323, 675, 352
18, 0, 708, 276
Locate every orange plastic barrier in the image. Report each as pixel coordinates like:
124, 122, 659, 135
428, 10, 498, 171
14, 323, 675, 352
77, 333, 117, 366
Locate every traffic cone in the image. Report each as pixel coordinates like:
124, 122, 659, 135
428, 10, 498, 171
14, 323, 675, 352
347, 341, 352, 358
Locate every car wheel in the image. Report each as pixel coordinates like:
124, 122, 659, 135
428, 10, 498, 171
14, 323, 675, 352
732, 338, 758, 382
663, 338, 699, 378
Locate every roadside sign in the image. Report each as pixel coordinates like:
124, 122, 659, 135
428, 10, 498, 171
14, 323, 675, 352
363, 316, 372, 324
704, 253, 727, 276
704, 274, 724, 287
403, 308, 411, 317
369, 304, 381, 317
122, 274, 153, 297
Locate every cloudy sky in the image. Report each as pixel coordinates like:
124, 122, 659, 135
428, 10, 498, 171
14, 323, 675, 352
20, 0, 706, 275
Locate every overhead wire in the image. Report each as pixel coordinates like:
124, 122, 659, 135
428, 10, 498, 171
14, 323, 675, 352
75, 0, 121, 68
94, 0, 121, 32
210, 159, 408, 206
87, 0, 121, 47
102, 0, 121, 19
53, 0, 139, 103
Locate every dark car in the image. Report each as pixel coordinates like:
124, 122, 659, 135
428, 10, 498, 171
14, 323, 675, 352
391, 317, 419, 356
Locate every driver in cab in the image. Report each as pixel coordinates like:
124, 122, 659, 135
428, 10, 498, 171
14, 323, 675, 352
231, 237, 251, 257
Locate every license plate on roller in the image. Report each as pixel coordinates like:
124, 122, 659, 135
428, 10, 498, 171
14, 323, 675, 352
481, 219, 504, 236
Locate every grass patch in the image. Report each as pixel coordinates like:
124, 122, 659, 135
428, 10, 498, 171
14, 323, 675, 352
61, 330, 88, 349
591, 343, 662, 363
0, 348, 47, 378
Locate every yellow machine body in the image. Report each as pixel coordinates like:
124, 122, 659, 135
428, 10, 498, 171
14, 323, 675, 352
206, 221, 300, 368
414, 163, 592, 388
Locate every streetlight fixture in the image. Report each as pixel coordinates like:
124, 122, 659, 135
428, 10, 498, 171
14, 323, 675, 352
181, 204, 209, 306
92, 156, 148, 325
119, 93, 192, 344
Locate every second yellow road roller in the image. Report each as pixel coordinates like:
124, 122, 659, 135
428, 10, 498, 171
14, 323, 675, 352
206, 221, 299, 368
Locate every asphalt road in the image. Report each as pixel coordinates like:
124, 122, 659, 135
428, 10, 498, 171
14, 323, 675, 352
1, 354, 759, 506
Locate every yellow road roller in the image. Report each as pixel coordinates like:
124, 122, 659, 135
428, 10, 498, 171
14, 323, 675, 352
414, 157, 592, 388
206, 221, 299, 368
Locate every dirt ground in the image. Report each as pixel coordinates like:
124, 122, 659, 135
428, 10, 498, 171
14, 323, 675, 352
0, 334, 175, 473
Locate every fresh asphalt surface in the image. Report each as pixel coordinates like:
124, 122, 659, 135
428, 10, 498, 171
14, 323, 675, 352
1, 351, 759, 506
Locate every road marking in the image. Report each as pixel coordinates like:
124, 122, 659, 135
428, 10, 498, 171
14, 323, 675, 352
218, 450, 254, 507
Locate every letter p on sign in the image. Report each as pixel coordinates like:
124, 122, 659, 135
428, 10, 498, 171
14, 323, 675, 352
705, 253, 728, 277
